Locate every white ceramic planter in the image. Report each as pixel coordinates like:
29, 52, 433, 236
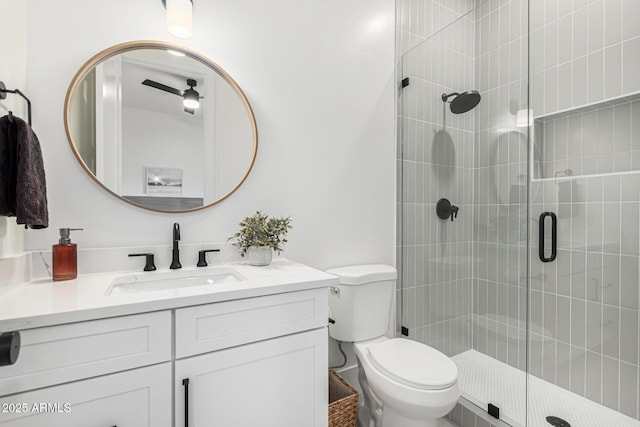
248, 246, 273, 266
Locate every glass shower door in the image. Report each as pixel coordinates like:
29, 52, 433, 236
398, 1, 530, 425
528, 1, 640, 426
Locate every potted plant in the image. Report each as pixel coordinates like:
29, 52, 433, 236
230, 211, 292, 266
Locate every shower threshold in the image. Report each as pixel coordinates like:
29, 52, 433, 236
451, 350, 639, 427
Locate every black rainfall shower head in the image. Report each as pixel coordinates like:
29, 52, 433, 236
441, 90, 482, 114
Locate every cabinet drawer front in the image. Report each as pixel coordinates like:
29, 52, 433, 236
0, 363, 171, 426
175, 288, 327, 358
0, 311, 171, 395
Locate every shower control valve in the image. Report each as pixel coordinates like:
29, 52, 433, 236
436, 198, 459, 222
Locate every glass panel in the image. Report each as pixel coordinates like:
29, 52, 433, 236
529, 0, 640, 425
398, 0, 529, 425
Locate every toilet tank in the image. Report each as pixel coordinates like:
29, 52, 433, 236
326, 264, 397, 342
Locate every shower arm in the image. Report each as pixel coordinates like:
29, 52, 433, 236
441, 92, 459, 103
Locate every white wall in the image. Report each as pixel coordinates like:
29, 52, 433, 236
121, 107, 204, 197
22, 0, 396, 270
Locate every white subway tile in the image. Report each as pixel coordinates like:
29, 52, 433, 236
587, 50, 604, 103
604, 44, 622, 99
604, 0, 622, 47
622, 0, 640, 41
587, 0, 604, 54
573, 6, 589, 59
623, 37, 640, 94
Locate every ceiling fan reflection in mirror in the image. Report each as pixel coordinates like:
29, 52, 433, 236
141, 78, 202, 114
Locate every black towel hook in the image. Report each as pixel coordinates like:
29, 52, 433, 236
0, 81, 31, 126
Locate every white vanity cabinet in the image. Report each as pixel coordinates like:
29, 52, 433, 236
0, 363, 172, 427
0, 285, 329, 427
174, 288, 328, 427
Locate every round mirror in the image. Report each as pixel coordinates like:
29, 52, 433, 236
64, 41, 257, 213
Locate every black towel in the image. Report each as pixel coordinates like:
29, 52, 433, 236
0, 115, 48, 229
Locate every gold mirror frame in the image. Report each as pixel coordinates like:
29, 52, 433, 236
64, 40, 258, 213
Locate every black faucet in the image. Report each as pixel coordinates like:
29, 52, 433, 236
170, 223, 182, 269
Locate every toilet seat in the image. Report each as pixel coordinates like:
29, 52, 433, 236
367, 338, 457, 391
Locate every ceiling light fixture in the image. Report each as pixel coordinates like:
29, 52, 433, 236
183, 79, 200, 109
162, 0, 193, 39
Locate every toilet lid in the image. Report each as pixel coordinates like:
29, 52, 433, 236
368, 338, 458, 390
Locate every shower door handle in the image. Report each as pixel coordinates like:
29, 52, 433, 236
538, 212, 557, 263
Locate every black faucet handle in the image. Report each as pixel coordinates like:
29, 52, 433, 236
129, 253, 157, 271
451, 205, 459, 221
197, 249, 221, 267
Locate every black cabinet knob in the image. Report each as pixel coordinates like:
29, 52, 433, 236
0, 331, 20, 366
197, 249, 220, 267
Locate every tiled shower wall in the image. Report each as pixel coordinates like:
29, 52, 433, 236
528, 0, 640, 420
398, 2, 476, 356
397, 0, 478, 54
531, 0, 640, 116
471, 0, 529, 372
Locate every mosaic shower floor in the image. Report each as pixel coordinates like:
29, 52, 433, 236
452, 350, 639, 427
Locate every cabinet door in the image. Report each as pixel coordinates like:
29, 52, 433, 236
0, 363, 171, 427
175, 328, 328, 427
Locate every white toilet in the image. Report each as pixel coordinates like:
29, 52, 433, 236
326, 264, 459, 427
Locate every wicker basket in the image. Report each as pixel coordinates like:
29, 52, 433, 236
329, 369, 359, 427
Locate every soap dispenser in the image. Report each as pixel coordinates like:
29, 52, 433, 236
52, 228, 83, 281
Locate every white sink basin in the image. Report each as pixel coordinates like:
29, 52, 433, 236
105, 267, 246, 296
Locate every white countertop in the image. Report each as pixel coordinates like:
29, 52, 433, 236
0, 259, 338, 332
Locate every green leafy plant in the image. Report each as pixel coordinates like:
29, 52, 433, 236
230, 211, 292, 256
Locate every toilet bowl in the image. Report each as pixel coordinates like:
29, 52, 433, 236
326, 265, 459, 427
354, 337, 459, 427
